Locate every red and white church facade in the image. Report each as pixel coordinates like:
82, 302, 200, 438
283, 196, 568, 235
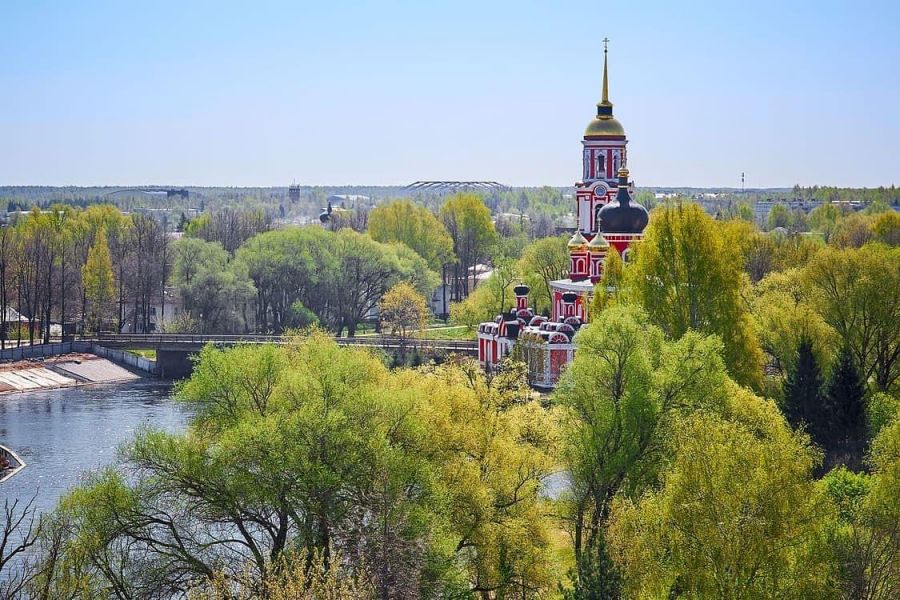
477, 45, 650, 388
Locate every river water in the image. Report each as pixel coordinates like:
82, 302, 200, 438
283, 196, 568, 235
0, 382, 190, 515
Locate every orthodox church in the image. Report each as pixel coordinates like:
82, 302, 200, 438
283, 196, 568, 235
477, 43, 650, 388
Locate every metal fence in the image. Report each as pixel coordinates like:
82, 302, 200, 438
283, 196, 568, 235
0, 341, 91, 362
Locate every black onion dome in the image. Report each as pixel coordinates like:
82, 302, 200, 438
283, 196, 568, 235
513, 283, 530, 296
598, 168, 649, 234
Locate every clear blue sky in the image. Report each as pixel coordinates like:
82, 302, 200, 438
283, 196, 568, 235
2, 1, 898, 188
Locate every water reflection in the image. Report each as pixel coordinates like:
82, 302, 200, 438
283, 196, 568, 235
0, 382, 190, 515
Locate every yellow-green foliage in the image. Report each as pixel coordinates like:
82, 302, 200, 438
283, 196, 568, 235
81, 227, 116, 333
187, 551, 376, 600
368, 199, 455, 271
449, 269, 515, 330
38, 333, 560, 599
752, 268, 838, 378
379, 281, 429, 340
517, 235, 570, 315
624, 203, 764, 389
608, 385, 832, 599
803, 244, 900, 393
589, 245, 623, 317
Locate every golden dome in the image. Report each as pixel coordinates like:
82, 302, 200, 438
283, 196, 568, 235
588, 232, 609, 250
567, 230, 588, 251
584, 115, 625, 138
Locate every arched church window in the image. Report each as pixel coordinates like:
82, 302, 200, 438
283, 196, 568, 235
595, 150, 605, 179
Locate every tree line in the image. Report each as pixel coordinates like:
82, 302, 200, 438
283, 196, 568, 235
2, 197, 899, 598
0, 195, 502, 341
0, 205, 169, 346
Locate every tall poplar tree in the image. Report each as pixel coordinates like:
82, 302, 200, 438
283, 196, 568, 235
82, 228, 116, 333
440, 194, 497, 299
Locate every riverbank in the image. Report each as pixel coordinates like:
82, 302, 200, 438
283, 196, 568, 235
0, 353, 142, 394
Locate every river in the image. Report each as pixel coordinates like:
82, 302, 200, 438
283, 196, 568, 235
0, 382, 190, 515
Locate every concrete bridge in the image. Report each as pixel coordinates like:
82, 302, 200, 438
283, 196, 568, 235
87, 334, 478, 378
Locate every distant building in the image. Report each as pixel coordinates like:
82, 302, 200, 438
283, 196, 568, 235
754, 199, 827, 225
2, 307, 28, 325
120, 287, 183, 333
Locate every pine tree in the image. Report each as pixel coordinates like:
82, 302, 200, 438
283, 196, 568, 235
783, 337, 826, 440
823, 345, 867, 465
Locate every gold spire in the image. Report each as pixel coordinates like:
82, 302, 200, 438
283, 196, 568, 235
600, 37, 611, 108
584, 37, 624, 138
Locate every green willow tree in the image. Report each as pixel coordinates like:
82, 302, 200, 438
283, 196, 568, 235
608, 391, 832, 598
368, 199, 456, 272
555, 305, 731, 597
31, 335, 558, 599
751, 268, 837, 380
623, 202, 764, 388
803, 244, 900, 393
171, 237, 255, 333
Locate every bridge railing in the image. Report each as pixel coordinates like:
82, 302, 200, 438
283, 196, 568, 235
85, 333, 478, 352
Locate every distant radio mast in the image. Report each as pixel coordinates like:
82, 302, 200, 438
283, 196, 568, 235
741, 172, 745, 193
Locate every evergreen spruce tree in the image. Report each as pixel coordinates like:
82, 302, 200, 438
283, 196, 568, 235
563, 534, 622, 600
823, 345, 867, 465
783, 336, 826, 440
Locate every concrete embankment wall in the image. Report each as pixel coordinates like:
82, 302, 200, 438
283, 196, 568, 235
90, 345, 157, 375
0, 342, 157, 376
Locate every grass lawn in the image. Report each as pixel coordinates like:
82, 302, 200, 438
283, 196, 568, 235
414, 326, 476, 341
131, 349, 157, 360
